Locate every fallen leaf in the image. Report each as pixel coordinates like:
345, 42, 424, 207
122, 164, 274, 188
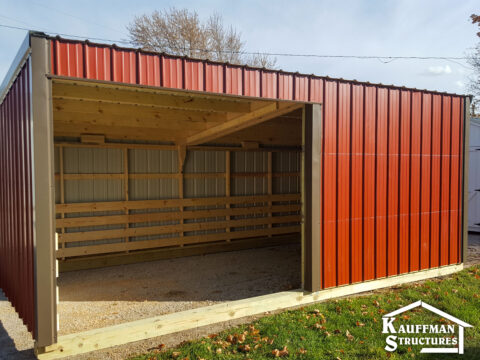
238, 344, 251, 352
402, 315, 410, 320
171, 352, 181, 359
346, 330, 354, 341
356, 321, 365, 327
216, 348, 222, 354
334, 329, 341, 334
272, 346, 289, 357
452, 289, 458, 293
373, 300, 380, 307
298, 348, 307, 354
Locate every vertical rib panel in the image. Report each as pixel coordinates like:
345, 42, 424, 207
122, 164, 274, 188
85, 44, 111, 81
322, 80, 337, 288
387, 89, 400, 276
449, 97, 461, 264
420, 94, 432, 269
376, 88, 388, 278
244, 68, 260, 97
261, 71, 277, 99
112, 48, 136, 84
225, 65, 242, 95
295, 75, 309, 101
278, 73, 293, 100
350, 84, 364, 283
161, 56, 183, 89
430, 95, 442, 268
205, 63, 224, 93
440, 96, 452, 266
410, 92, 422, 272
337, 82, 351, 286
52, 40, 84, 77
363, 86, 376, 280
184, 59, 204, 91
138, 53, 161, 86
309, 77, 323, 103
399, 91, 411, 274
0, 59, 35, 337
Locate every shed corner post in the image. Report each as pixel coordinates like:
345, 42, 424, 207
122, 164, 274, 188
30, 34, 58, 352
462, 96, 471, 264
302, 103, 322, 292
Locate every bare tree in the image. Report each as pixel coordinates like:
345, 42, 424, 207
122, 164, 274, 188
468, 14, 480, 112
128, 8, 276, 68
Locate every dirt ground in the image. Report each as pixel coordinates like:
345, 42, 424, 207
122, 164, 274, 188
1, 236, 480, 360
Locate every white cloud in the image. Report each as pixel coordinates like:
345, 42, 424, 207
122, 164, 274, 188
455, 80, 465, 88
426, 65, 452, 75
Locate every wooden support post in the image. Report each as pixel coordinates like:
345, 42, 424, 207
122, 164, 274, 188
31, 34, 57, 348
226, 151, 231, 241
59, 146, 65, 260
303, 104, 322, 292
178, 146, 185, 245
267, 152, 273, 236
123, 148, 129, 252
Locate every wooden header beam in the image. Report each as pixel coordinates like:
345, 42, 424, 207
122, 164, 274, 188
185, 102, 302, 145
52, 79, 256, 114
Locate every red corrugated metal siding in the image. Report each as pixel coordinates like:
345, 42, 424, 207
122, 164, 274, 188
0, 59, 35, 336
49, 37, 466, 290
319, 81, 464, 288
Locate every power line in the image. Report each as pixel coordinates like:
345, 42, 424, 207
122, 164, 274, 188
0, 22, 472, 63
29, 1, 128, 37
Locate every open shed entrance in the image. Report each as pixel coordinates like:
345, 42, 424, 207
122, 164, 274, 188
51, 77, 305, 334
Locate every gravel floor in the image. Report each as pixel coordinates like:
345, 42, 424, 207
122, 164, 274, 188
2, 236, 480, 360
58, 244, 301, 335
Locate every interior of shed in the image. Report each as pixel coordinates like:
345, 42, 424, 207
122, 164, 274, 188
51, 77, 304, 334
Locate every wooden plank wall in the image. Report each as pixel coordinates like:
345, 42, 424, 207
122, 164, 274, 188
54, 142, 301, 260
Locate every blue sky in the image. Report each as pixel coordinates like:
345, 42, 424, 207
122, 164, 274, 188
0, 0, 478, 94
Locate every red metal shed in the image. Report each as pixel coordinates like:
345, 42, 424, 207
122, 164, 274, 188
0, 32, 470, 358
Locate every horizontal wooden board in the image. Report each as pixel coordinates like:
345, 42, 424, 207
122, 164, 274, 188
59, 214, 301, 243
56, 226, 301, 257
56, 193, 300, 214
58, 234, 300, 272
53, 172, 300, 181
56, 204, 301, 228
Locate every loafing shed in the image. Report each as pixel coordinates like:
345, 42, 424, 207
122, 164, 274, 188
0, 32, 471, 358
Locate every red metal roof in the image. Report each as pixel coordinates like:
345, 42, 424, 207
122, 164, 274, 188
47, 35, 466, 101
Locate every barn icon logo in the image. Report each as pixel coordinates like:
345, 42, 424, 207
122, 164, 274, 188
382, 300, 473, 354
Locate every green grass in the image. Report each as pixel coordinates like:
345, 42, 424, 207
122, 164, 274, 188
130, 265, 480, 360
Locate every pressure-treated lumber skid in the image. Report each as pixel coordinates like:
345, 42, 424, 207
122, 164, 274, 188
36, 264, 463, 359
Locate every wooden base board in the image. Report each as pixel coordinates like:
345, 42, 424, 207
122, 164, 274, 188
36, 263, 463, 359
58, 234, 300, 272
